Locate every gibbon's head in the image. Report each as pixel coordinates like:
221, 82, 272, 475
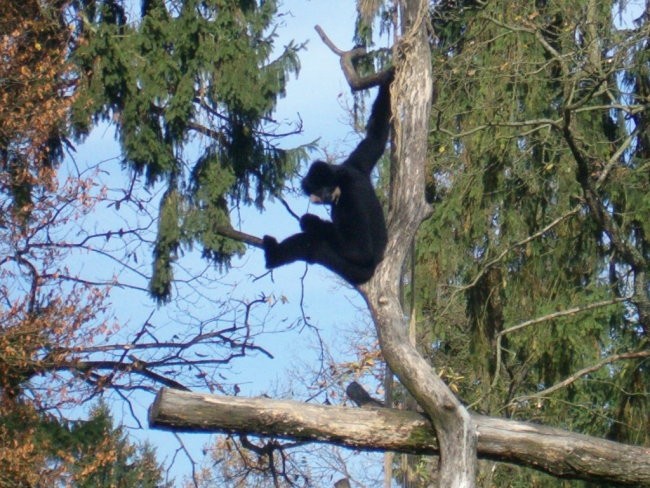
301, 161, 341, 204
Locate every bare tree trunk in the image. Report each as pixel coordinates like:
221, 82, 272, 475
361, 1, 477, 485
384, 369, 394, 488
149, 389, 650, 486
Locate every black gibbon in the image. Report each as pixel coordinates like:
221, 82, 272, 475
262, 78, 391, 285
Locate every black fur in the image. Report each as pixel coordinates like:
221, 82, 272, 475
263, 80, 391, 284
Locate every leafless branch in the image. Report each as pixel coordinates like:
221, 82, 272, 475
314, 25, 393, 91
149, 389, 650, 486
491, 296, 631, 389
172, 432, 199, 488
214, 225, 263, 248
511, 350, 650, 404
448, 204, 582, 319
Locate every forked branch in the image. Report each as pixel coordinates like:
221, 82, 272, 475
314, 25, 393, 90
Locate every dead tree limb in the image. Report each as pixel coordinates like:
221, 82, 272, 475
358, 1, 477, 485
149, 389, 650, 487
314, 25, 393, 90
317, 4, 477, 485
214, 225, 263, 248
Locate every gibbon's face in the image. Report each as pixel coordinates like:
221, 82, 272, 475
301, 161, 341, 204
308, 186, 341, 204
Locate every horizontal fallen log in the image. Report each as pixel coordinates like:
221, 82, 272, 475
149, 388, 650, 486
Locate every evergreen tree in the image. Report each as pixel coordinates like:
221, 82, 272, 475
4, 0, 305, 301
400, 0, 650, 485
69, 0, 308, 301
0, 401, 169, 487
68, 403, 171, 488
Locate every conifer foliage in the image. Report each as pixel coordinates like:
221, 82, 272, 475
0, 401, 168, 487
408, 0, 650, 484
1, 1, 301, 484
71, 0, 306, 301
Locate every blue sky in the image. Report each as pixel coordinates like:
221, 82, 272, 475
57, 0, 649, 484
65, 1, 387, 485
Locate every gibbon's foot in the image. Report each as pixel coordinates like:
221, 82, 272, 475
299, 213, 322, 233
262, 235, 280, 268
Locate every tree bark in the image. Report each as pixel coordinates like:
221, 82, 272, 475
360, 1, 477, 486
149, 389, 650, 486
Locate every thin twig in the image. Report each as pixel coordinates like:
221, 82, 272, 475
510, 350, 650, 404
491, 296, 630, 389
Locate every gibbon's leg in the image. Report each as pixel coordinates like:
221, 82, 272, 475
263, 233, 312, 268
263, 234, 374, 284
312, 243, 375, 284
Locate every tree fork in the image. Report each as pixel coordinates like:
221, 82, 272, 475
365, 1, 477, 485
317, 2, 477, 485
149, 388, 650, 486
314, 25, 393, 90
